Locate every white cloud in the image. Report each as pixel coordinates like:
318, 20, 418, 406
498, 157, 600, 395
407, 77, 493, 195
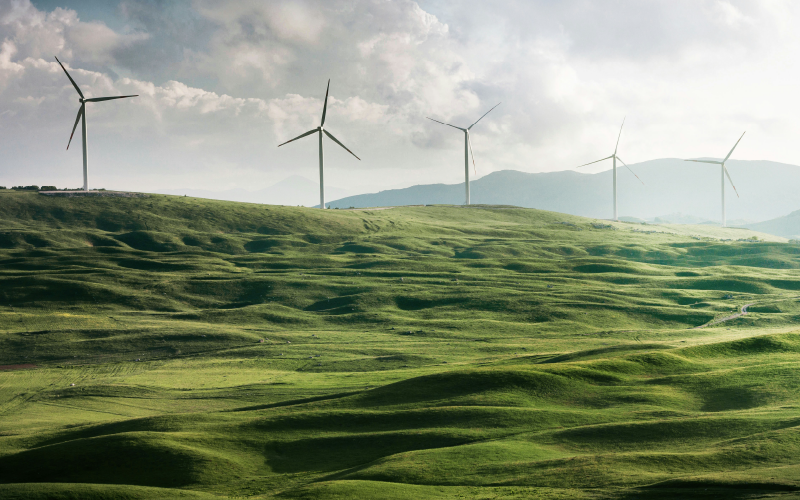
0, 40, 24, 90
715, 0, 749, 28
195, 1, 325, 44
66, 21, 149, 64
2, 0, 800, 203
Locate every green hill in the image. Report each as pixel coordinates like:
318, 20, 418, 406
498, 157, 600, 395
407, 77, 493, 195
3, 190, 800, 499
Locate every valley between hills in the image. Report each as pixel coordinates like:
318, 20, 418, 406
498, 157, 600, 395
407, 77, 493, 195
3, 191, 800, 499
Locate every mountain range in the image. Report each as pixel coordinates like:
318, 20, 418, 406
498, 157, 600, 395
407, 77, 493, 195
160, 158, 800, 239
327, 159, 800, 225
745, 210, 800, 240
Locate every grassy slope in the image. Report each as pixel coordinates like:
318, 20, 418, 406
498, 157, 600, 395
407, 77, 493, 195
2, 191, 800, 499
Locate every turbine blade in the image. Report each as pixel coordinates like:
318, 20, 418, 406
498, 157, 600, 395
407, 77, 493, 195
55, 56, 83, 99
614, 116, 626, 154
427, 117, 465, 131
467, 132, 476, 175
723, 131, 746, 162
468, 102, 501, 130
684, 159, 722, 164
320, 79, 330, 127
723, 165, 740, 198
67, 104, 84, 150
576, 155, 614, 168
323, 129, 360, 160
277, 128, 318, 147
85, 95, 138, 102
616, 156, 644, 185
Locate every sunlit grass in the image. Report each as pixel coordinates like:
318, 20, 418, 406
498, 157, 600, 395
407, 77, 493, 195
2, 191, 800, 498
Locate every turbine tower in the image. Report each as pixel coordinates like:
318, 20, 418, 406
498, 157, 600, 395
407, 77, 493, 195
685, 132, 745, 228
277, 80, 360, 209
575, 118, 644, 221
427, 103, 501, 205
55, 56, 138, 191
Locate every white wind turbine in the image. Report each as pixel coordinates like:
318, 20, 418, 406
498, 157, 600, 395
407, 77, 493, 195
277, 80, 360, 209
684, 132, 745, 228
576, 118, 643, 221
427, 103, 501, 205
56, 56, 138, 191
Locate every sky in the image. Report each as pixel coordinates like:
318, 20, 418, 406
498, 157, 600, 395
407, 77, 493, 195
2, 0, 800, 199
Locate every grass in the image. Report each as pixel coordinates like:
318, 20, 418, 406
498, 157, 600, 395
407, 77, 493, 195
2, 190, 800, 498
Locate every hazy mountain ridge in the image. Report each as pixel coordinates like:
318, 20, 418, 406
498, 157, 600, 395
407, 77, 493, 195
327, 159, 800, 223
744, 210, 800, 239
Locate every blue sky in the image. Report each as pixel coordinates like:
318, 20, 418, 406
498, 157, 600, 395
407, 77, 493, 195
31, 1, 122, 26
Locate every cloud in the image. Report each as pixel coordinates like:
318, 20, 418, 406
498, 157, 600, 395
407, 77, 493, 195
0, 40, 24, 83
195, 1, 325, 44
66, 21, 149, 64
3, 0, 800, 201
0, 1, 149, 71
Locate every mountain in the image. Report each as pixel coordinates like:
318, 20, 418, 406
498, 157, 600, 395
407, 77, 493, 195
619, 213, 755, 225
744, 210, 800, 239
327, 159, 800, 223
156, 175, 353, 207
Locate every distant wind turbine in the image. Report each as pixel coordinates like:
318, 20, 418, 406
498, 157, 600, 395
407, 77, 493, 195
575, 118, 644, 221
55, 56, 138, 191
685, 132, 745, 228
277, 80, 360, 209
427, 103, 501, 205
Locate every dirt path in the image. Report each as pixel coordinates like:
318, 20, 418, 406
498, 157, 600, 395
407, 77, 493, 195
694, 303, 754, 329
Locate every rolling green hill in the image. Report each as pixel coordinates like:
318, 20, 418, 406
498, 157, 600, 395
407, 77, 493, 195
3, 190, 800, 499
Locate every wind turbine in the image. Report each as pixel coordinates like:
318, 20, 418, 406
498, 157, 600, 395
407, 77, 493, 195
575, 118, 644, 221
684, 132, 745, 228
427, 103, 501, 205
55, 56, 138, 191
277, 80, 360, 209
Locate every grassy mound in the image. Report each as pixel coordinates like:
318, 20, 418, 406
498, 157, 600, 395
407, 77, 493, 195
2, 191, 800, 498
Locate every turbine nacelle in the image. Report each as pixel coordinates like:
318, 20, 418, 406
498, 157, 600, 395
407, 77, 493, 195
276, 79, 360, 209
683, 132, 746, 227
55, 55, 138, 190
573, 117, 643, 221
426, 103, 501, 186
684, 131, 745, 204
574, 118, 644, 185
